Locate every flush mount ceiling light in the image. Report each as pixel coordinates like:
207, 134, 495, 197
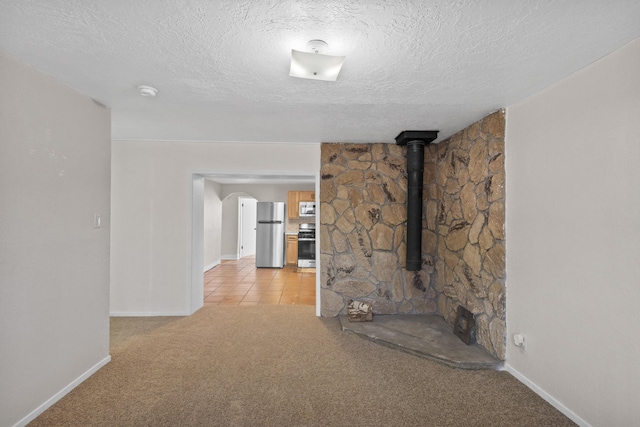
137, 85, 158, 97
289, 40, 346, 82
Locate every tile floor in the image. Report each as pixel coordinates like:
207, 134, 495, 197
203, 256, 316, 306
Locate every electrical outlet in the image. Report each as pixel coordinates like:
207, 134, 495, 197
93, 214, 101, 229
513, 333, 526, 349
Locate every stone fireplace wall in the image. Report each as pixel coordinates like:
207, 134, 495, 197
433, 110, 506, 359
319, 143, 439, 317
319, 110, 506, 360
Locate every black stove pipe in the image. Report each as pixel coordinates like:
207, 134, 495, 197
405, 141, 425, 271
395, 130, 439, 271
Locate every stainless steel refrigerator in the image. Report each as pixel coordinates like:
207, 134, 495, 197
255, 202, 285, 268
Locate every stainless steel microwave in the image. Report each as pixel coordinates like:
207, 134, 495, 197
299, 201, 316, 217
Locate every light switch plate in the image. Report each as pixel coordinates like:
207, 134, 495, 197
93, 214, 101, 229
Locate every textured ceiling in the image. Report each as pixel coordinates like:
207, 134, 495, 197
1, 0, 640, 144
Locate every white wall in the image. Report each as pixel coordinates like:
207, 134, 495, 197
110, 141, 320, 315
204, 179, 222, 270
0, 51, 111, 426
220, 183, 314, 202
505, 39, 640, 427
189, 176, 205, 314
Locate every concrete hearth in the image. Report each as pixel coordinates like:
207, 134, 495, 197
339, 314, 502, 370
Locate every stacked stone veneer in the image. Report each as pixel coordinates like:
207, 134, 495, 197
319, 110, 506, 360
319, 143, 439, 319
433, 110, 506, 359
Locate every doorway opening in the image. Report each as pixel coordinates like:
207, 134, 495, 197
189, 172, 320, 315
219, 192, 256, 261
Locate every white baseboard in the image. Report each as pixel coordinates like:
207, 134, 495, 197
221, 254, 239, 260
505, 364, 591, 427
110, 311, 189, 317
13, 355, 111, 427
204, 259, 221, 272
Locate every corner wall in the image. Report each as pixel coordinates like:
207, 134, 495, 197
318, 113, 506, 359
434, 111, 506, 359
204, 179, 222, 270
506, 39, 640, 426
0, 51, 111, 426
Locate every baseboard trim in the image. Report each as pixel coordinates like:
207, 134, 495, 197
505, 364, 591, 427
13, 355, 111, 427
110, 311, 189, 317
204, 259, 220, 272
221, 254, 239, 260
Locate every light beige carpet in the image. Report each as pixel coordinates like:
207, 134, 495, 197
30, 306, 574, 426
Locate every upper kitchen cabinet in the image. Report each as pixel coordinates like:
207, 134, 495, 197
299, 191, 315, 202
288, 190, 316, 219
288, 191, 300, 219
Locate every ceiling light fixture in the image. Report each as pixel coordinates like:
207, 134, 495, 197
137, 85, 158, 97
289, 40, 346, 82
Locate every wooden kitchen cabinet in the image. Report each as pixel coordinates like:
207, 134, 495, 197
287, 191, 300, 219
288, 190, 316, 219
286, 234, 298, 265
299, 191, 315, 202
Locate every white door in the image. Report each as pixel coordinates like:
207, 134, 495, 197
239, 197, 257, 258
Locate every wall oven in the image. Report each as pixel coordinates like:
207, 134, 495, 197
297, 223, 316, 268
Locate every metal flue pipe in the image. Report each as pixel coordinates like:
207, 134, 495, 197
405, 140, 425, 271
395, 130, 439, 271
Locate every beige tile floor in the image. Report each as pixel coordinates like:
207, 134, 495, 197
203, 256, 316, 306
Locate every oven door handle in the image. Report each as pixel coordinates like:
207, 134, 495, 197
298, 238, 316, 241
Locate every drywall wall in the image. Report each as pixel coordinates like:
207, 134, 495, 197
220, 183, 314, 202
110, 141, 319, 315
204, 179, 222, 270
0, 51, 111, 426
505, 39, 640, 426
190, 175, 205, 313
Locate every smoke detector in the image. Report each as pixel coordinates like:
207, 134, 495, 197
137, 85, 158, 97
